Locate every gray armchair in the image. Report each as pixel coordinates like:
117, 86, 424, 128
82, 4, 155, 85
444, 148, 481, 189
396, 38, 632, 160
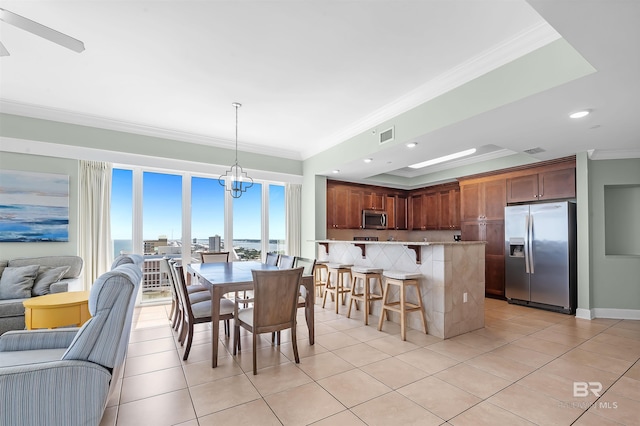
0, 262, 142, 426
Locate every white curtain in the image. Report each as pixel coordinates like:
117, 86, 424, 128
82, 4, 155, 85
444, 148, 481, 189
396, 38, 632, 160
79, 161, 113, 289
285, 183, 302, 256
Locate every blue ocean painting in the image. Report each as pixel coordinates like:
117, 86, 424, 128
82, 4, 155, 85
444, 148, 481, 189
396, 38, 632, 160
0, 170, 69, 242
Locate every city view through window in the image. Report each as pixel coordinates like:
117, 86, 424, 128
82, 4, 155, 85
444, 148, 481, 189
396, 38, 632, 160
111, 168, 286, 302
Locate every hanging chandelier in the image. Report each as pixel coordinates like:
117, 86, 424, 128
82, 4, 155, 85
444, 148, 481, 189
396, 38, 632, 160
218, 102, 253, 198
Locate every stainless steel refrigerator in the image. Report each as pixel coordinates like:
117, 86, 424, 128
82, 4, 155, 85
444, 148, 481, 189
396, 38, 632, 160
505, 201, 577, 314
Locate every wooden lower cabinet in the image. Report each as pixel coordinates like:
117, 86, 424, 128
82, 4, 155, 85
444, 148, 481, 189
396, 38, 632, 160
461, 220, 505, 297
485, 256, 505, 297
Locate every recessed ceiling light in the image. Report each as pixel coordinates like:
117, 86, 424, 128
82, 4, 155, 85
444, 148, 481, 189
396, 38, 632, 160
569, 110, 590, 119
363, 158, 373, 163
332, 169, 340, 174
408, 148, 477, 169
406, 142, 417, 148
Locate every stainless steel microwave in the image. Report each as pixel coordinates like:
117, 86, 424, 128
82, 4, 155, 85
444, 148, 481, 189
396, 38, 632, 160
362, 209, 387, 229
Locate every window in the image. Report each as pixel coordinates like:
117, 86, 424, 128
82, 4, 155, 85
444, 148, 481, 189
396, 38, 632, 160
191, 176, 225, 261
110, 167, 289, 304
142, 172, 182, 302
269, 184, 286, 254
111, 169, 133, 257
233, 182, 262, 261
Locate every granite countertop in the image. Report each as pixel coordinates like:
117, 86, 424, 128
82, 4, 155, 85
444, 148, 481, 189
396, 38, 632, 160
314, 239, 486, 246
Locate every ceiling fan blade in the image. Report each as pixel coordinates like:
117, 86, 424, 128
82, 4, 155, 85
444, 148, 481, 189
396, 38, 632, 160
0, 8, 84, 53
0, 40, 9, 56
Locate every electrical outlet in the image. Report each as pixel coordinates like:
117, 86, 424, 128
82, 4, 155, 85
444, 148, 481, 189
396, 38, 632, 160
463, 292, 468, 303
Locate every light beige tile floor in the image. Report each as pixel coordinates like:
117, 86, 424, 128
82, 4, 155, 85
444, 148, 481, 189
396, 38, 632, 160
101, 297, 640, 426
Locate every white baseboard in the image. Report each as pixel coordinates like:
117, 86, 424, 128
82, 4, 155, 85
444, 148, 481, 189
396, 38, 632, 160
577, 307, 640, 320
593, 308, 640, 320
575, 308, 594, 320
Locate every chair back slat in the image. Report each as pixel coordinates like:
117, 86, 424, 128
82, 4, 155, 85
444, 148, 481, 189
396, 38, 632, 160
293, 257, 316, 276
200, 251, 229, 263
265, 252, 279, 266
169, 261, 192, 321
278, 254, 295, 269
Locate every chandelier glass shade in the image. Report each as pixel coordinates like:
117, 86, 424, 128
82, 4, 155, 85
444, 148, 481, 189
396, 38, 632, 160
218, 102, 253, 198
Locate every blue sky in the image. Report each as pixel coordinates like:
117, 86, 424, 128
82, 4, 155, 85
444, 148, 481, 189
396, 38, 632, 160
111, 169, 285, 240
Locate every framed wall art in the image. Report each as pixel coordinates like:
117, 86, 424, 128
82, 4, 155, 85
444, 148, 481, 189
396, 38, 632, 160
0, 170, 70, 242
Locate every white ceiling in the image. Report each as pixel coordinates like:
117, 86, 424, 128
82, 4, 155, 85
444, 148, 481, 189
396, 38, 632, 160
1, 0, 639, 186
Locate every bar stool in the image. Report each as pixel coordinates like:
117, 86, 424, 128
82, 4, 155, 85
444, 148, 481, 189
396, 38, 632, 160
378, 271, 427, 340
347, 266, 384, 325
322, 263, 352, 314
314, 261, 329, 298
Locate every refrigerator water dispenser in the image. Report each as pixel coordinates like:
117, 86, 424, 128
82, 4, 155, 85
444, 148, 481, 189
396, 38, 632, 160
508, 238, 525, 257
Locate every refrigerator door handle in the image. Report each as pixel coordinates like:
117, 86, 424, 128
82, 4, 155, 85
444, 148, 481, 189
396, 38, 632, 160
524, 214, 530, 274
529, 213, 535, 274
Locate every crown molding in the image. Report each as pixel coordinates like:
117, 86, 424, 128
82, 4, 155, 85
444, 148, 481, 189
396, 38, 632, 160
0, 136, 303, 184
301, 21, 561, 159
588, 148, 640, 160
0, 99, 302, 161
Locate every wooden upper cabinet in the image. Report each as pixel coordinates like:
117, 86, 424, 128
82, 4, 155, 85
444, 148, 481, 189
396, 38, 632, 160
327, 184, 362, 229
539, 167, 576, 200
409, 184, 460, 230
348, 188, 363, 229
460, 178, 506, 221
410, 195, 424, 230
363, 191, 385, 210
327, 185, 349, 229
424, 192, 439, 230
506, 166, 576, 203
396, 196, 408, 230
385, 195, 408, 230
439, 187, 460, 230
386, 195, 396, 229
484, 179, 506, 220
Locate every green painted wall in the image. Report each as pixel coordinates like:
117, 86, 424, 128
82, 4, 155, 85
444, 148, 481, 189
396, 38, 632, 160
0, 152, 79, 259
589, 158, 640, 310
0, 113, 302, 176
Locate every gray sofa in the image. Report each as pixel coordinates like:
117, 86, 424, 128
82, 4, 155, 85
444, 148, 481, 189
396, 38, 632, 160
0, 256, 83, 336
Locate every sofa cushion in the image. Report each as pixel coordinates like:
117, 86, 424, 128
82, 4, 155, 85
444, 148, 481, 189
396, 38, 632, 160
0, 299, 26, 318
32, 266, 71, 296
8, 256, 82, 280
0, 265, 40, 300
0, 260, 8, 278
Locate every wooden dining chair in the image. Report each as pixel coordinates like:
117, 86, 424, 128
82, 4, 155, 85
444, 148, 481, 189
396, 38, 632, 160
233, 267, 304, 374
162, 257, 208, 331
278, 254, 296, 269
171, 263, 234, 360
167, 260, 212, 341
294, 256, 316, 322
271, 256, 316, 345
265, 252, 279, 266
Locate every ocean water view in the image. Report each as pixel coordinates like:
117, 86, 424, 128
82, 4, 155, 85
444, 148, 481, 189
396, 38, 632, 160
113, 239, 283, 258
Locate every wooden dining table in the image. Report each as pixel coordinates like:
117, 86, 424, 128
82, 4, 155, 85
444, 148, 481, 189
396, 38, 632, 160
187, 261, 315, 368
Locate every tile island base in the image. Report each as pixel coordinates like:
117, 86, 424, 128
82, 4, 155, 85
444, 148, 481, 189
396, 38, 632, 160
316, 240, 486, 339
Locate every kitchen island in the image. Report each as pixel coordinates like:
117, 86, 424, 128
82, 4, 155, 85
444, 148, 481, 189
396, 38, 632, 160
315, 240, 486, 339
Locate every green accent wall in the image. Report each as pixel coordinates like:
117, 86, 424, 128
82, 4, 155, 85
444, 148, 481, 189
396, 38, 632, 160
589, 158, 640, 310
